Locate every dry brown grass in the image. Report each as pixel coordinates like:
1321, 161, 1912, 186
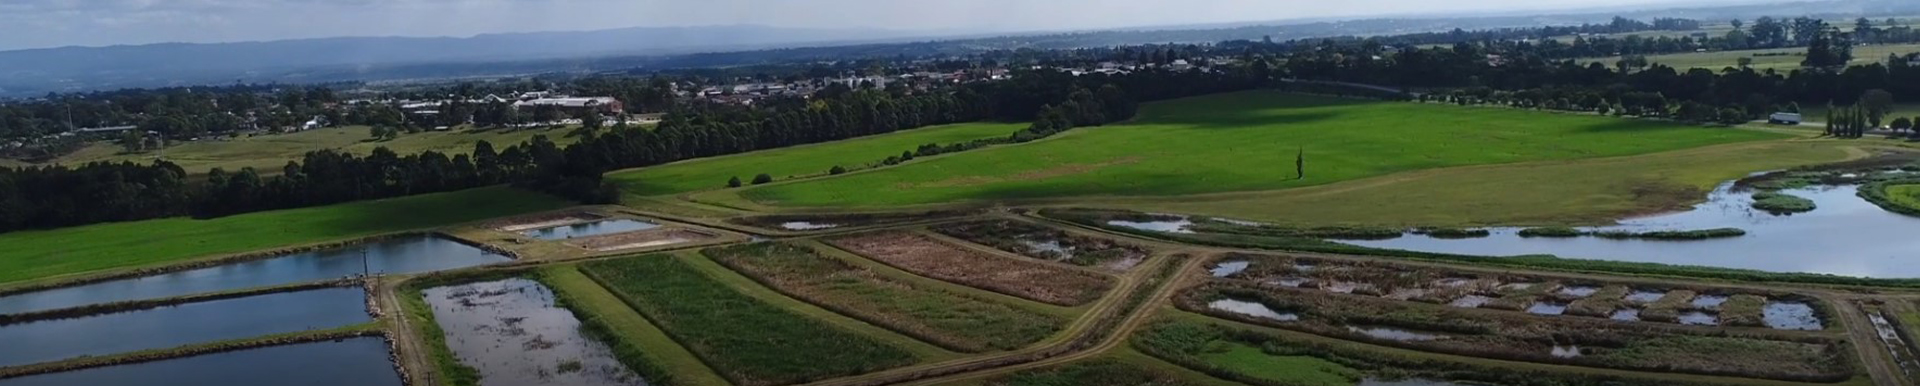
827, 231, 1113, 306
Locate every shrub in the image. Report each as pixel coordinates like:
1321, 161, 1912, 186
828, 165, 847, 175
750, 173, 774, 185
1517, 227, 1581, 238
727, 176, 743, 188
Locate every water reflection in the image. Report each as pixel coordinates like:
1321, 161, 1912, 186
521, 220, 659, 240
0, 338, 402, 386
1340, 182, 1920, 278
1209, 261, 1250, 277
0, 288, 370, 367
423, 279, 644, 386
1208, 298, 1299, 322
1763, 302, 1822, 331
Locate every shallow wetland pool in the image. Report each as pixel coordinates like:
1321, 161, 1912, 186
422, 278, 645, 386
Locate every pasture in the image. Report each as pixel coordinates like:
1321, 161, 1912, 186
0, 187, 568, 285
1581, 43, 1920, 72
609, 122, 1025, 196
738, 91, 1783, 208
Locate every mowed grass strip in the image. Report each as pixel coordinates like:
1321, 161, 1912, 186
0, 186, 570, 285
580, 254, 916, 386
743, 91, 1783, 207
609, 122, 1027, 196
826, 231, 1114, 307
705, 243, 1065, 353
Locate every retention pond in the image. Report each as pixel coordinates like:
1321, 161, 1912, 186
0, 235, 508, 315
521, 220, 660, 240
0, 337, 402, 386
0, 287, 369, 368
1339, 182, 1920, 278
422, 278, 645, 386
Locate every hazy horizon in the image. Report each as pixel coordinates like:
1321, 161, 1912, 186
0, 0, 1774, 51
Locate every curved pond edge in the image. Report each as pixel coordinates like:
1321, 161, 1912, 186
0, 231, 515, 299
399, 267, 677, 386
1859, 179, 1920, 217
0, 278, 361, 325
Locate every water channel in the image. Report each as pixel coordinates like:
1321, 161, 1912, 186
1340, 181, 1920, 278
0, 287, 369, 367
0, 235, 509, 315
0, 337, 403, 386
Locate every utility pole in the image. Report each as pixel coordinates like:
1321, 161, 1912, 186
361, 246, 371, 278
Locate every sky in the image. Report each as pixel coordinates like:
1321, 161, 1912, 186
0, 0, 1754, 51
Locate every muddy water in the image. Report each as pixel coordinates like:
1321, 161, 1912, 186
1868, 312, 1920, 376
0, 287, 369, 367
423, 279, 645, 386
1209, 261, 1249, 277
522, 220, 660, 240
1208, 298, 1298, 322
1339, 182, 1920, 278
1105, 219, 1194, 233
1348, 326, 1444, 341
0, 235, 508, 315
1690, 295, 1729, 309
0, 337, 402, 386
1449, 295, 1494, 308
1763, 302, 1822, 331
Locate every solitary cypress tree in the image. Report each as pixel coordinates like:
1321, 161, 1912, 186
1295, 147, 1306, 180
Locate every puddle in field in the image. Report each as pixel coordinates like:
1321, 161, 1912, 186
1623, 290, 1667, 304
1611, 308, 1643, 321
1209, 261, 1250, 277
1550, 345, 1583, 358
1322, 281, 1371, 294
0, 338, 402, 386
422, 278, 645, 386
521, 220, 660, 240
1556, 286, 1600, 298
0, 288, 370, 368
0, 235, 507, 315
1527, 302, 1569, 315
1496, 283, 1538, 292
1690, 295, 1729, 309
1337, 181, 1920, 278
1292, 263, 1319, 273
1449, 295, 1494, 308
1677, 311, 1719, 326
1762, 302, 1822, 331
1105, 219, 1194, 234
1348, 326, 1444, 341
779, 222, 838, 230
1209, 218, 1267, 226
1267, 277, 1311, 288
1208, 299, 1299, 322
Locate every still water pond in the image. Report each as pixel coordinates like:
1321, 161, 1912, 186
522, 220, 660, 240
1340, 182, 1920, 278
423, 278, 645, 386
0, 337, 402, 386
0, 287, 369, 367
0, 235, 508, 315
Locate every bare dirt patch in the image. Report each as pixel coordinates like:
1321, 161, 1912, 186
826, 232, 1113, 306
565, 228, 714, 251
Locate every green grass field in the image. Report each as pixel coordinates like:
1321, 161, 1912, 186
1196, 341, 1360, 386
580, 254, 918, 386
609, 122, 1025, 197
1581, 43, 1920, 72
740, 91, 1783, 208
1883, 184, 1920, 209
26, 125, 585, 176
705, 243, 1066, 353
0, 187, 569, 285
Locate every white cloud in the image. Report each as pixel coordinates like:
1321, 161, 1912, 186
0, 0, 1748, 50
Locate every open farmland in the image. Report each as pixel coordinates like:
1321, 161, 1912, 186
0, 187, 568, 285
826, 231, 1115, 306
1579, 43, 1920, 72
705, 243, 1066, 352
580, 254, 917, 386
29, 125, 587, 176
609, 122, 1026, 196
737, 91, 1782, 208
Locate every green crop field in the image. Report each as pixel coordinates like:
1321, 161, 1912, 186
705, 243, 1066, 353
581, 254, 917, 386
24, 125, 585, 176
609, 122, 1025, 196
738, 91, 1783, 208
1581, 43, 1920, 72
0, 186, 569, 285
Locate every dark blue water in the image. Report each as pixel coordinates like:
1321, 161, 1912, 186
0, 287, 370, 367
0, 235, 508, 315
521, 220, 660, 240
0, 337, 402, 386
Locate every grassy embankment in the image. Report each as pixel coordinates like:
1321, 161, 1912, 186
608, 122, 1026, 197
704, 242, 1068, 353
0, 186, 570, 286
30, 125, 587, 176
737, 91, 1784, 209
581, 254, 933, 386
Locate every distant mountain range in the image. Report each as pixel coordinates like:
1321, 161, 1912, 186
0, 25, 947, 96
